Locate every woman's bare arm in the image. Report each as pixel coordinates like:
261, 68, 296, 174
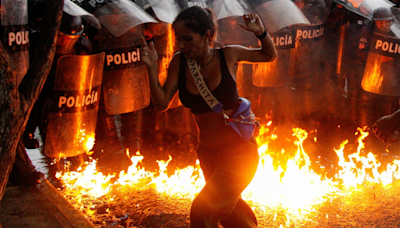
225, 13, 277, 64
140, 36, 180, 112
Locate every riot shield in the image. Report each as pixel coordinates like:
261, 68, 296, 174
100, 25, 151, 115
254, 0, 310, 33
291, 2, 330, 78
1, 0, 29, 87
93, 0, 157, 37
135, 0, 181, 23
63, 0, 101, 29
45, 52, 105, 158
253, 28, 295, 87
335, 0, 394, 20
361, 30, 400, 96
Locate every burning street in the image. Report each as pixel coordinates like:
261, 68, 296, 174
52, 126, 400, 227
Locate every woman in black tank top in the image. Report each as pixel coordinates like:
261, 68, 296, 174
140, 6, 277, 228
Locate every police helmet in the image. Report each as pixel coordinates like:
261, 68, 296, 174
60, 13, 84, 35
56, 13, 84, 54
373, 7, 394, 21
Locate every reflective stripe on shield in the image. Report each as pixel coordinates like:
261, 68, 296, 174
45, 52, 105, 158
361, 32, 400, 96
1, 0, 29, 87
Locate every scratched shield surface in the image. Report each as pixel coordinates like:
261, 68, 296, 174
1, 0, 29, 86
45, 52, 105, 158
361, 26, 400, 96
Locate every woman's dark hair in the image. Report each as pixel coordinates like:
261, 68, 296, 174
173, 6, 217, 42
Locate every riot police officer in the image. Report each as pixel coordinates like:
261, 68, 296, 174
319, 3, 347, 126
23, 12, 88, 150
358, 7, 399, 129
291, 0, 331, 129
324, 4, 368, 130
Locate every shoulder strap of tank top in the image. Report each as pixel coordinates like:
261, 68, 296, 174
219, 48, 226, 67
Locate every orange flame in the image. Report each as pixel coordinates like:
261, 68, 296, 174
335, 127, 400, 187
56, 126, 400, 225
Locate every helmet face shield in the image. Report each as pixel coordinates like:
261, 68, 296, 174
60, 13, 84, 35
56, 31, 82, 54
336, 0, 394, 20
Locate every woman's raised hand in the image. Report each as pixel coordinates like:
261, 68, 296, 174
239, 13, 265, 37
140, 36, 158, 68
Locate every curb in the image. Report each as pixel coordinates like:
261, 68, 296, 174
37, 178, 95, 228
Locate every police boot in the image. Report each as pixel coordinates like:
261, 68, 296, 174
324, 74, 345, 125
357, 90, 375, 129
120, 111, 143, 154
47, 157, 66, 189
9, 140, 43, 186
92, 114, 122, 159
348, 87, 360, 126
22, 105, 40, 149
302, 79, 320, 130
22, 131, 39, 150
